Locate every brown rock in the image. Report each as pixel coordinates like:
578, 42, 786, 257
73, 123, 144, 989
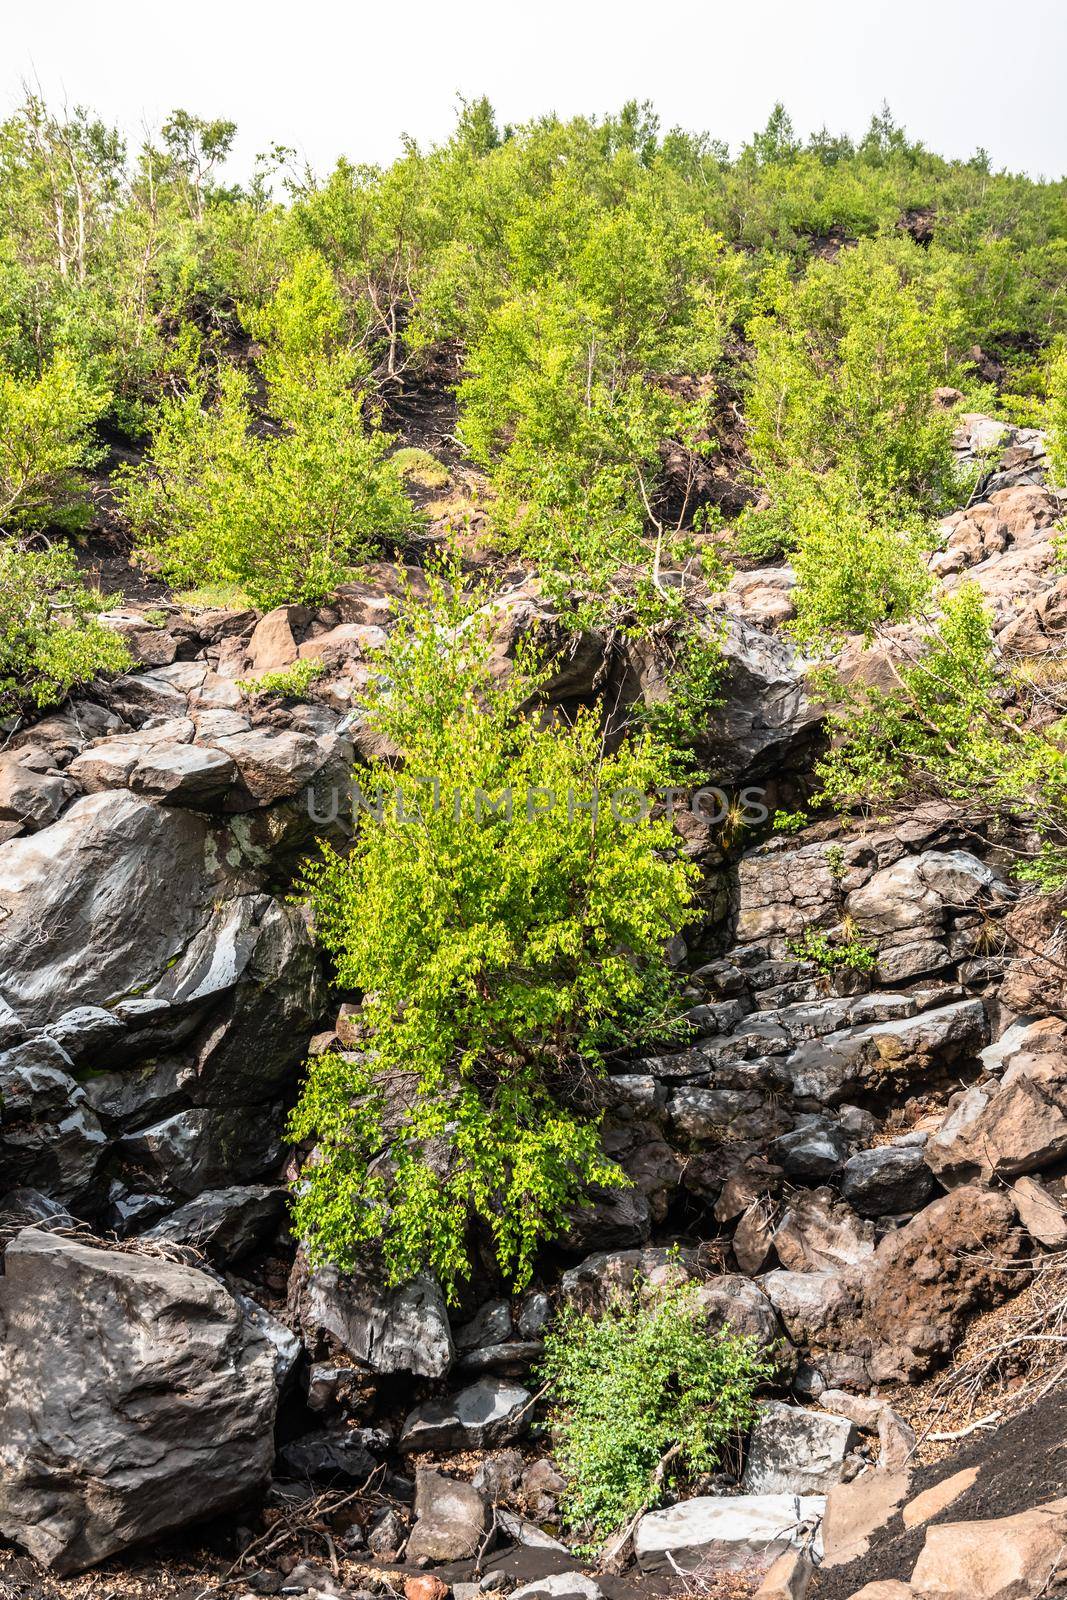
910, 1497, 1067, 1598
754, 1547, 813, 1599
821, 1470, 912, 1569
1012, 1175, 1067, 1247
926, 1077, 1067, 1184
405, 1578, 448, 1600
863, 1187, 1025, 1382
1001, 893, 1067, 1018
246, 606, 308, 673
901, 1466, 979, 1530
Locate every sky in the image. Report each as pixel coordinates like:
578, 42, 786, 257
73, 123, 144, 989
5, 0, 1066, 182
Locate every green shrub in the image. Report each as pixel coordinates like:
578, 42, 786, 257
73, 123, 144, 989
814, 583, 1067, 884
787, 924, 876, 973
539, 1277, 774, 1546
288, 568, 697, 1297
1049, 347, 1067, 490
0, 541, 131, 713
238, 657, 324, 698
120, 360, 414, 609
0, 353, 108, 532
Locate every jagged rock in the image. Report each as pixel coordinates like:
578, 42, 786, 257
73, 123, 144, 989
733, 1199, 777, 1274
0, 790, 234, 1027
863, 1185, 1025, 1382
772, 1189, 877, 1271
453, 1299, 513, 1350
694, 1275, 786, 1356
761, 1269, 861, 1345
40, 1005, 126, 1061
925, 1077, 1067, 1184
741, 1401, 859, 1494
234, 1294, 302, 1389
786, 998, 989, 1104
117, 1105, 283, 1195
558, 1187, 652, 1251
127, 742, 238, 805
407, 1470, 490, 1562
1001, 894, 1067, 1017
293, 1259, 454, 1378
277, 1427, 377, 1483
399, 1378, 532, 1453
216, 728, 339, 808
841, 1146, 935, 1217
773, 1122, 849, 1180
0, 1040, 106, 1202
704, 616, 821, 780
820, 1470, 913, 1570
1012, 1176, 1067, 1247
246, 605, 305, 672
0, 1228, 276, 1573
517, 1292, 552, 1337
634, 1493, 825, 1574
0, 757, 76, 833
144, 1185, 285, 1261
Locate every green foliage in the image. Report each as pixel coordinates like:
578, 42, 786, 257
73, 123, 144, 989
539, 1277, 774, 1545
238, 657, 324, 698
787, 924, 877, 973
120, 260, 415, 609
288, 568, 697, 1297
815, 584, 1067, 883
0, 353, 108, 531
1049, 346, 1067, 490
0, 541, 131, 713
772, 809, 808, 834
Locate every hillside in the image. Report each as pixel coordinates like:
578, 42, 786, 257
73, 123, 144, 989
0, 95, 1067, 1600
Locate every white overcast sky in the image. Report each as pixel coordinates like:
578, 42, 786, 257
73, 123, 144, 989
6, 0, 1066, 181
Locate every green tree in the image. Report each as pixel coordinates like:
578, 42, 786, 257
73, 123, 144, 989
289, 570, 697, 1297
0, 351, 108, 530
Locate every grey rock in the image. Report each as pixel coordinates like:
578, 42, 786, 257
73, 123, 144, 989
773, 1122, 849, 1180
400, 1378, 532, 1453
40, 1006, 126, 1061
232, 1294, 302, 1390
517, 1291, 552, 1338
117, 1106, 283, 1196
0, 759, 75, 832
215, 728, 331, 807
511, 1578, 602, 1600
407, 1468, 489, 1562
128, 742, 238, 805
0, 1041, 105, 1202
497, 1509, 569, 1552
298, 1263, 453, 1378
144, 1185, 285, 1262
277, 1428, 377, 1483
366, 1506, 407, 1556
841, 1146, 935, 1217
741, 1400, 859, 1494
454, 1298, 513, 1350
634, 1493, 825, 1574
0, 1228, 276, 1573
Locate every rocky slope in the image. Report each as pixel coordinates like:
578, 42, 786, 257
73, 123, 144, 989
1, 417, 1066, 1600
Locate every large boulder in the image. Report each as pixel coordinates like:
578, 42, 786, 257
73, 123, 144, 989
0, 1228, 276, 1573
634, 1493, 825, 1574
741, 1400, 859, 1494
910, 1497, 1067, 1600
863, 1186, 1025, 1382
0, 791, 238, 1028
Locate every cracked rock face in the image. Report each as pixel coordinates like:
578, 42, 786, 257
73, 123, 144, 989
0, 1228, 277, 1574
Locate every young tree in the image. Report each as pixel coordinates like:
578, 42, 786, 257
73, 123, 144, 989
289, 571, 697, 1296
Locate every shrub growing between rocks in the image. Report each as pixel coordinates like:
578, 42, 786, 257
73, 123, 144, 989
539, 1278, 773, 1547
289, 568, 697, 1298
0, 542, 131, 714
